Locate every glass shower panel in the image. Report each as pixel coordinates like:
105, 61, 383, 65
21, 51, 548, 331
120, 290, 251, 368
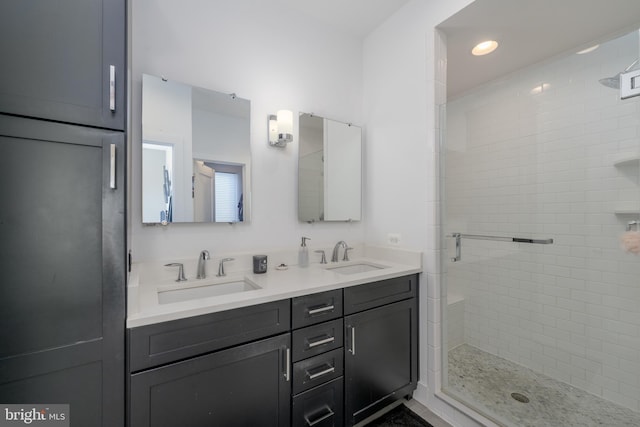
442, 28, 640, 427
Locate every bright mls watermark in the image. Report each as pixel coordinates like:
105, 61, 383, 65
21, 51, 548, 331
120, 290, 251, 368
0, 405, 69, 426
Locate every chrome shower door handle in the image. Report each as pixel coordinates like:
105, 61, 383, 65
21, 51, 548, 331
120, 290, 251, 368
451, 233, 461, 262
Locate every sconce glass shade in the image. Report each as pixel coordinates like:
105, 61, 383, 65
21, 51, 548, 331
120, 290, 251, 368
269, 109, 294, 147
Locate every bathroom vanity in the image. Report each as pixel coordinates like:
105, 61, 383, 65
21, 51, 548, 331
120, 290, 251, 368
127, 252, 420, 427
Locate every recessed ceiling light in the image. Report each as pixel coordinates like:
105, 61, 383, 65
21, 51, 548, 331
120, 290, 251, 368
576, 44, 599, 54
530, 83, 551, 95
472, 40, 499, 56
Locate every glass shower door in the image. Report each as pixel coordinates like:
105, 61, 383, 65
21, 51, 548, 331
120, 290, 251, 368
441, 27, 640, 427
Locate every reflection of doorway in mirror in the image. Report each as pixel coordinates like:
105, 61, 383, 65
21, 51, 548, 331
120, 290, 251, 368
193, 160, 214, 222
193, 160, 244, 223
142, 142, 174, 223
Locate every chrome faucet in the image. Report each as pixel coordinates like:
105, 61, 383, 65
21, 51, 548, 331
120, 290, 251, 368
197, 250, 210, 279
331, 241, 348, 262
217, 258, 235, 277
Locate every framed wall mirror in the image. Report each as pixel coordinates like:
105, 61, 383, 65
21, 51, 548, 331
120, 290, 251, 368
142, 74, 251, 224
298, 113, 362, 222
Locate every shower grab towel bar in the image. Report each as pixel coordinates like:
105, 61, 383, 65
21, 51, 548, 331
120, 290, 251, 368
448, 233, 554, 262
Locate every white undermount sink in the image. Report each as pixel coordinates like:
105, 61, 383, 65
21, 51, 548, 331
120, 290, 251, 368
158, 278, 260, 304
325, 262, 388, 275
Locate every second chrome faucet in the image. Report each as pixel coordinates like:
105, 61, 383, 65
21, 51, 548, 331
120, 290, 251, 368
196, 250, 235, 278
331, 241, 352, 262
197, 250, 210, 279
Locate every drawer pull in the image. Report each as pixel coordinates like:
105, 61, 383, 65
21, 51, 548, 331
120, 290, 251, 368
308, 336, 335, 348
307, 365, 335, 380
308, 304, 335, 315
305, 406, 335, 426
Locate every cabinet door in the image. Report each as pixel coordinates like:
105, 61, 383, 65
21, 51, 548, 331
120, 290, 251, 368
0, 115, 126, 426
0, 0, 126, 130
344, 299, 418, 426
130, 334, 291, 427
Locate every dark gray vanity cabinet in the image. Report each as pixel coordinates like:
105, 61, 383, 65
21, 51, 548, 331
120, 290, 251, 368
0, 0, 126, 130
130, 334, 291, 427
343, 275, 419, 426
127, 275, 418, 427
128, 300, 292, 427
0, 115, 126, 426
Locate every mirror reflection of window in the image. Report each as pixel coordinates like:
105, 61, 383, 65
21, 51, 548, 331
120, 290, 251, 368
193, 160, 244, 223
214, 171, 241, 222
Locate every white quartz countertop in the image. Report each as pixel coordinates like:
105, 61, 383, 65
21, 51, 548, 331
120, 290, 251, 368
127, 246, 422, 328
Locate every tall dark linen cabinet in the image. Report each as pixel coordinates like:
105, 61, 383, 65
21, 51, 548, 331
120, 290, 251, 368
0, 1, 127, 426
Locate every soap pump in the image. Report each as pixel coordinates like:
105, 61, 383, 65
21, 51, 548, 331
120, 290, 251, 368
298, 236, 310, 267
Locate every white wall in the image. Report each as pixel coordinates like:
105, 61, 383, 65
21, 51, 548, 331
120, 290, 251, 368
362, 1, 482, 425
446, 29, 640, 412
192, 110, 249, 164
131, 0, 365, 261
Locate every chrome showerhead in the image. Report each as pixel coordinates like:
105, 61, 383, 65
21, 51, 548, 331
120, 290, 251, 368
599, 59, 640, 89
599, 75, 621, 89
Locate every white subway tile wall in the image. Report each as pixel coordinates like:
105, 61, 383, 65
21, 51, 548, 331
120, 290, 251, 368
445, 29, 640, 412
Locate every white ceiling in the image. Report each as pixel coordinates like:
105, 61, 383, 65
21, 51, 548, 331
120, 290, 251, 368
270, 0, 640, 99
272, 0, 409, 38
438, 0, 640, 99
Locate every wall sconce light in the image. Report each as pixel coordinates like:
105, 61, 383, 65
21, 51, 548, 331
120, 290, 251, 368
268, 110, 293, 147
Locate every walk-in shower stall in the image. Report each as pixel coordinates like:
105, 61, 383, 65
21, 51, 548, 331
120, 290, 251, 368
438, 2, 640, 426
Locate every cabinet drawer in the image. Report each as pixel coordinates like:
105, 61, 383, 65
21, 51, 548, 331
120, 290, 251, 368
293, 348, 343, 395
292, 318, 343, 362
128, 300, 290, 372
293, 377, 344, 427
292, 290, 343, 329
343, 274, 417, 315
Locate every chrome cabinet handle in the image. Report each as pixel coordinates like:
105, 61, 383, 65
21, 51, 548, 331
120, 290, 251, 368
109, 65, 116, 111
348, 326, 356, 355
109, 144, 116, 189
308, 336, 335, 348
307, 365, 335, 380
308, 304, 334, 315
305, 406, 334, 426
284, 347, 291, 382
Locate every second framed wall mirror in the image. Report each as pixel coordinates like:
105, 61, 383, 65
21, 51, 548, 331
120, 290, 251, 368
298, 113, 362, 223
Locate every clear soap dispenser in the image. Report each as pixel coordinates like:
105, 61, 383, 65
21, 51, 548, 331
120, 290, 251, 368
298, 236, 310, 267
